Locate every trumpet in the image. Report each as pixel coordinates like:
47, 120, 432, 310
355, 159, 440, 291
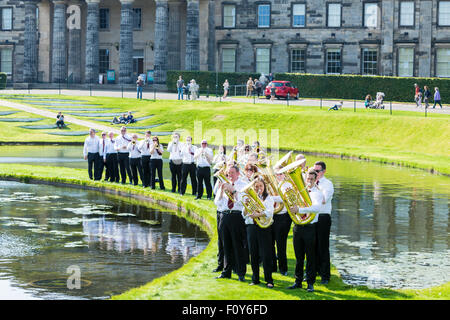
213, 166, 234, 203
241, 179, 273, 228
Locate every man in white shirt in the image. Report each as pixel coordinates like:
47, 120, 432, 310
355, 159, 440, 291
114, 126, 133, 184
83, 128, 100, 180
313, 161, 334, 285
194, 139, 213, 200
128, 133, 144, 186
98, 132, 107, 181
212, 177, 230, 273
104, 131, 119, 183
138, 130, 152, 188
167, 132, 183, 193
180, 136, 197, 196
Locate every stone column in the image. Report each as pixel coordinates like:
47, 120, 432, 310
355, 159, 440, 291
85, 0, 100, 84
119, 0, 134, 84
418, 0, 432, 77
154, 0, 169, 84
207, 0, 215, 71
168, 1, 182, 71
380, 0, 394, 76
51, 0, 67, 83
23, 0, 39, 83
185, 0, 200, 70
67, 1, 82, 83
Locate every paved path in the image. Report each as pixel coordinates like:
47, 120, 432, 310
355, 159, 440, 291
1, 88, 449, 115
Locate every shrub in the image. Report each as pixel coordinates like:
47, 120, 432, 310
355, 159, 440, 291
0, 73, 7, 89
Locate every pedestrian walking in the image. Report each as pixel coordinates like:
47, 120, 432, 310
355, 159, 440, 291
177, 75, 184, 100
223, 79, 230, 99
136, 76, 144, 100
423, 86, 431, 109
246, 77, 254, 97
414, 83, 422, 107
190, 79, 199, 100
433, 87, 443, 108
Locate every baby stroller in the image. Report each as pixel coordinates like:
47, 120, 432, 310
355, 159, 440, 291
370, 92, 385, 109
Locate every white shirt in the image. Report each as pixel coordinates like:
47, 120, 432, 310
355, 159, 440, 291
127, 141, 142, 158
181, 143, 197, 164
104, 138, 117, 160
317, 176, 334, 214
83, 135, 100, 157
138, 139, 152, 156
243, 195, 274, 225
98, 138, 108, 158
167, 141, 183, 161
227, 178, 247, 212
214, 181, 231, 212
149, 142, 164, 159
213, 152, 227, 167
296, 186, 323, 224
114, 134, 132, 153
194, 147, 213, 167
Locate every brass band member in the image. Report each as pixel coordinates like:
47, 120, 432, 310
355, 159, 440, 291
167, 132, 183, 193
114, 126, 133, 184
149, 136, 165, 190
83, 128, 100, 180
216, 165, 247, 282
138, 130, 152, 188
180, 136, 198, 196
287, 168, 322, 293
244, 177, 275, 288
243, 163, 258, 183
194, 139, 214, 200
127, 133, 144, 186
212, 145, 227, 186
104, 131, 119, 183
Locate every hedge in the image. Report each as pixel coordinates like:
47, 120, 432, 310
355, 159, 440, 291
166, 71, 449, 103
0, 73, 6, 89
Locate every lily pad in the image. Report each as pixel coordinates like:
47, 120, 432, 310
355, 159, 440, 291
138, 219, 162, 226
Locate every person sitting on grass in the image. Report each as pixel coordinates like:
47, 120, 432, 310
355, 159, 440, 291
328, 101, 343, 111
126, 111, 136, 124
364, 95, 372, 108
56, 111, 65, 129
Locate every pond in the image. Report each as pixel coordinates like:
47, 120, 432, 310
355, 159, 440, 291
1, 145, 449, 290
0, 180, 209, 300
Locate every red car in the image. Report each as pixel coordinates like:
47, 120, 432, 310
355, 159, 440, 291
264, 80, 299, 100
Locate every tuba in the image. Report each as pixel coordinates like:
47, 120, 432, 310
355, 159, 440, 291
276, 159, 317, 225
241, 179, 273, 228
213, 165, 234, 203
256, 159, 284, 214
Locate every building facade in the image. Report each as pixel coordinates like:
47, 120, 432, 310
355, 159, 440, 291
1, 0, 450, 85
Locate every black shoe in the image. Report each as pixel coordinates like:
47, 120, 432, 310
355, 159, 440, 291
287, 283, 301, 289
321, 279, 329, 285
195, 197, 201, 200
216, 274, 231, 279
212, 267, 223, 273
281, 271, 288, 276
307, 284, 314, 292
238, 276, 245, 282
249, 281, 260, 286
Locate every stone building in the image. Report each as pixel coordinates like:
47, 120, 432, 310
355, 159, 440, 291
1, 0, 450, 86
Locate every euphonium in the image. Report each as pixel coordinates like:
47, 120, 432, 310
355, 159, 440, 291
276, 159, 316, 225
213, 166, 234, 203
241, 180, 273, 228
257, 159, 284, 214
274, 151, 294, 169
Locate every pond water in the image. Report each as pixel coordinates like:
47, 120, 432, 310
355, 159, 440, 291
1, 145, 449, 290
0, 180, 209, 300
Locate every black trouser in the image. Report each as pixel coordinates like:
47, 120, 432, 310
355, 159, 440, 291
196, 166, 212, 199
293, 224, 316, 285
169, 160, 182, 193
97, 156, 105, 180
150, 158, 165, 189
247, 224, 273, 284
221, 210, 247, 278
105, 153, 119, 182
180, 163, 197, 196
433, 100, 443, 108
315, 214, 331, 281
130, 157, 143, 186
141, 155, 151, 187
216, 210, 225, 270
118, 152, 132, 184
213, 169, 219, 189
271, 213, 292, 273
87, 152, 101, 180
56, 120, 64, 128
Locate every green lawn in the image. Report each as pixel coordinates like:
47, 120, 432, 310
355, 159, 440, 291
1, 164, 448, 300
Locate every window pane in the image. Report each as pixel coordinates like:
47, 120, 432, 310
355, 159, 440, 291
99, 49, 110, 74
326, 48, 341, 74
293, 4, 305, 27
328, 4, 341, 27
436, 48, 450, 77
0, 48, 13, 74
362, 48, 377, 75
291, 49, 306, 72
2, 8, 12, 30
99, 8, 109, 29
222, 48, 236, 72
398, 48, 414, 77
133, 8, 141, 29
400, 1, 414, 26
439, 1, 450, 26
258, 5, 270, 27
224, 5, 235, 28
256, 48, 270, 75
364, 3, 378, 28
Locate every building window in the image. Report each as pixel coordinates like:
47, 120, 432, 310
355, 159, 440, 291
398, 47, 414, 77
439, 1, 450, 26
222, 48, 236, 72
36, 7, 39, 30
326, 48, 341, 74
0, 48, 13, 74
292, 4, 306, 27
99, 49, 110, 74
364, 3, 378, 28
133, 49, 144, 76
256, 48, 270, 74
257, 4, 270, 28
99, 8, 109, 30
0, 7, 12, 30
362, 48, 378, 75
436, 48, 450, 77
223, 4, 236, 28
291, 49, 306, 72
327, 3, 341, 27
399, 1, 414, 27
133, 8, 142, 29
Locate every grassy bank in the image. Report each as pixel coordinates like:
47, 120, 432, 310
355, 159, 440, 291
1, 95, 449, 175
0, 164, 448, 300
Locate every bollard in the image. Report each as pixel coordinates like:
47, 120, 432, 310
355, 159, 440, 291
90, 84, 92, 96
253, 94, 255, 104
154, 87, 156, 101
121, 85, 124, 98
287, 93, 289, 107
354, 100, 356, 112
207, 85, 209, 98
59, 81, 61, 95
390, 101, 392, 115
320, 97, 322, 109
